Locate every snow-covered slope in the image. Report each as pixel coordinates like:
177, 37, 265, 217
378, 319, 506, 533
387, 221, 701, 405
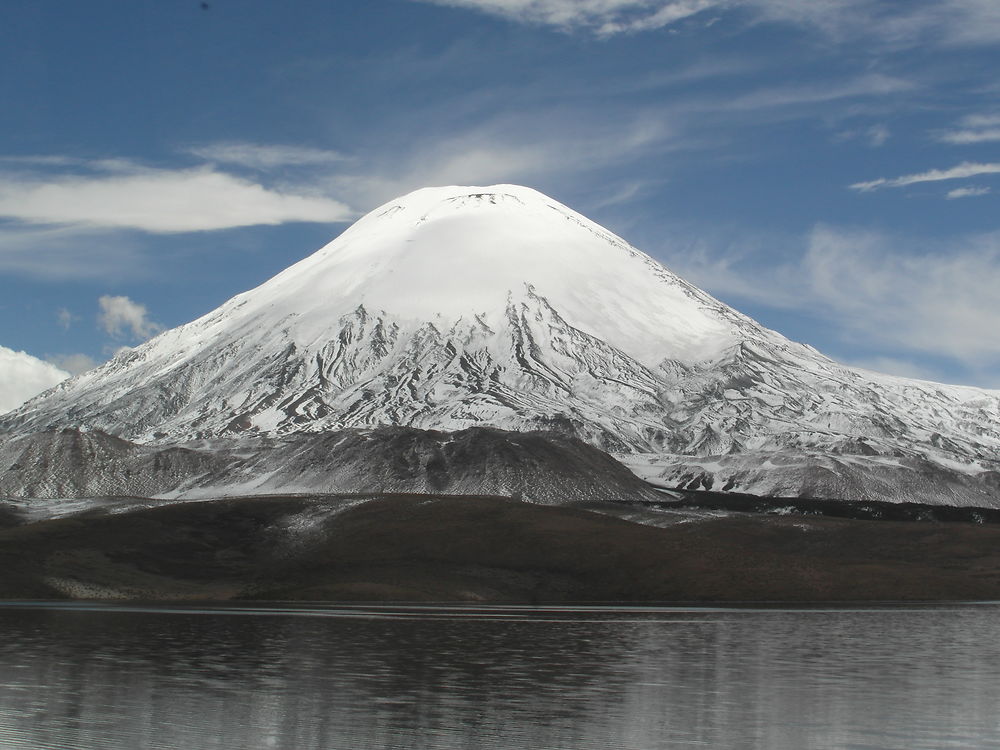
3, 185, 999, 505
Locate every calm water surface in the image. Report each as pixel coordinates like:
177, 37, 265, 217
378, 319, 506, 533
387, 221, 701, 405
0, 602, 998, 749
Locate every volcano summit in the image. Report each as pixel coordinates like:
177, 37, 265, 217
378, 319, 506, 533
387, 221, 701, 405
4, 185, 1000, 505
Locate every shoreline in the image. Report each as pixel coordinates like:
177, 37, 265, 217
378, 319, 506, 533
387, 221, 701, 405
3, 493, 1000, 603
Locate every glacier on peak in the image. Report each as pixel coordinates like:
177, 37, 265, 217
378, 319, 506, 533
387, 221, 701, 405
3, 184, 1000, 507
185, 183, 750, 368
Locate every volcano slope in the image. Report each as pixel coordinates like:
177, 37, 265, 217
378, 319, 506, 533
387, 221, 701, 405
2, 184, 999, 507
0, 426, 662, 505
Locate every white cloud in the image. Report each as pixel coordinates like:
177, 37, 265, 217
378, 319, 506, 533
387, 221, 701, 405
413, 0, 1000, 44
0, 225, 145, 280
0, 346, 69, 414
0, 163, 354, 233
416, 0, 718, 35
938, 114, 1000, 144
963, 114, 1000, 128
799, 226, 1000, 366
587, 180, 652, 209
185, 142, 347, 169
946, 186, 991, 199
0, 152, 357, 279
323, 113, 675, 209
867, 124, 890, 147
56, 308, 74, 330
850, 161, 1000, 192
938, 0, 1000, 45
596, 0, 720, 34
724, 75, 911, 112
0, 117, 673, 276
939, 129, 1000, 145
835, 124, 891, 147
98, 295, 163, 342
663, 225, 1000, 374
46, 353, 98, 376
752, 0, 1000, 47
0, 155, 90, 168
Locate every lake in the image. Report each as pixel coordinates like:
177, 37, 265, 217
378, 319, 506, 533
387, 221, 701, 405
1, 602, 999, 749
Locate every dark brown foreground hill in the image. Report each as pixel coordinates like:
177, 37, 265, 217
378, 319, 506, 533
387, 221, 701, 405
2, 494, 1000, 602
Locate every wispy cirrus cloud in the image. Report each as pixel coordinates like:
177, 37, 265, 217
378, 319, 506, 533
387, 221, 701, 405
800, 226, 1000, 372
835, 124, 890, 147
322, 110, 677, 209
317, 62, 909, 212
0, 159, 353, 233
721, 74, 911, 112
319, 65, 911, 214
414, 0, 718, 35
0, 115, 672, 279
937, 114, 1000, 145
663, 224, 1000, 382
413, 0, 1000, 45
941, 129, 1000, 145
56, 308, 74, 330
184, 142, 347, 170
850, 161, 1000, 192
0, 224, 146, 280
946, 186, 991, 199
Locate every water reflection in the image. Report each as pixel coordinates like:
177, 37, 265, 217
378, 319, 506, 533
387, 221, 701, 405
0, 603, 999, 749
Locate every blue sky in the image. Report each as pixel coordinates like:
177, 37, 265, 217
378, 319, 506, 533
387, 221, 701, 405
2, 0, 1000, 409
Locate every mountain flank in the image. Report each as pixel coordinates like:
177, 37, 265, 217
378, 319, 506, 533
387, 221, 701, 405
2, 184, 998, 507
0, 426, 660, 505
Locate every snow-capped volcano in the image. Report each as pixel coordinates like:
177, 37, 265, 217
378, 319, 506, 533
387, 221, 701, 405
4, 185, 1000, 505
248, 186, 749, 367
2, 185, 763, 446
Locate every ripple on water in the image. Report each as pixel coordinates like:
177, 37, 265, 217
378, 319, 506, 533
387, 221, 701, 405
0, 603, 998, 750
